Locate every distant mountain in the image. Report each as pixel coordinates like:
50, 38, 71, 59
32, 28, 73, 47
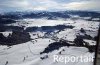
0, 11, 100, 20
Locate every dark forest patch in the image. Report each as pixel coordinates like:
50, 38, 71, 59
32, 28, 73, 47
0, 31, 31, 46
0, 25, 24, 32
25, 25, 74, 32
40, 35, 96, 54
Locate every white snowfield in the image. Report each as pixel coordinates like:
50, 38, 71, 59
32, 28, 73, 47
0, 18, 99, 65
0, 31, 12, 37
7, 19, 74, 28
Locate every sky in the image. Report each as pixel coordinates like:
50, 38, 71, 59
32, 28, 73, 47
0, 0, 100, 12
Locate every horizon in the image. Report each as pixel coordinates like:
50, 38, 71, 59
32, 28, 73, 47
1, 10, 100, 14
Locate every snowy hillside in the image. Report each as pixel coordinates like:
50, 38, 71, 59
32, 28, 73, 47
0, 11, 100, 65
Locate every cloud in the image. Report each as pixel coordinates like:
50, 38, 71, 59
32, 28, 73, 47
62, 1, 100, 11
0, 0, 33, 11
0, 0, 100, 12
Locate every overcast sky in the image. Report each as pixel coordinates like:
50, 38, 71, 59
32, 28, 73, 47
0, 0, 100, 12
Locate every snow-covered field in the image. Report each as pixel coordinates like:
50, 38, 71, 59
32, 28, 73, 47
0, 18, 99, 65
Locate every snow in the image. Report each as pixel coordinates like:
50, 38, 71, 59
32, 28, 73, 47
92, 18, 100, 21
0, 18, 99, 65
84, 39, 96, 45
0, 31, 12, 37
83, 17, 91, 20
6, 19, 74, 28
